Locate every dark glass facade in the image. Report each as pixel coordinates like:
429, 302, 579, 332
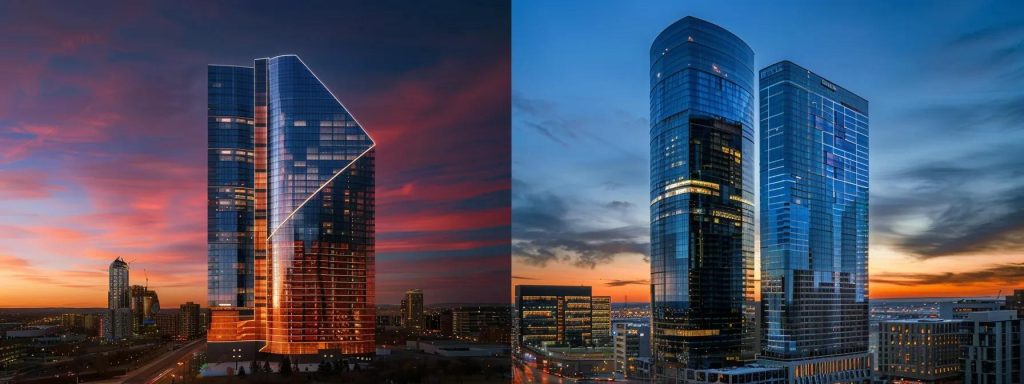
207, 55, 375, 360
207, 65, 256, 338
758, 61, 870, 383
649, 16, 756, 375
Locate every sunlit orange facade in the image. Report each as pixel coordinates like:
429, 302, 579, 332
208, 55, 375, 361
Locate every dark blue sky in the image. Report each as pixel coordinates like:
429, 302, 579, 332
512, 0, 1024, 298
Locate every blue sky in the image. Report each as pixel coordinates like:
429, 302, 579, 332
512, 0, 1024, 299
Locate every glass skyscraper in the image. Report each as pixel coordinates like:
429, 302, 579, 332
104, 257, 132, 342
208, 55, 375, 364
758, 61, 870, 383
649, 16, 756, 376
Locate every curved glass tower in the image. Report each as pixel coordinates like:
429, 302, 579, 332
649, 16, 755, 375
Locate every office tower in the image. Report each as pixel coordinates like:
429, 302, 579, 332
451, 306, 511, 343
104, 257, 132, 342
759, 60, 870, 383
961, 311, 1023, 384
1006, 289, 1024, 317
180, 302, 201, 340
649, 16, 756, 375
514, 285, 593, 350
402, 289, 425, 330
939, 299, 1004, 319
614, 322, 651, 378
208, 55, 376, 362
878, 319, 964, 383
591, 296, 612, 346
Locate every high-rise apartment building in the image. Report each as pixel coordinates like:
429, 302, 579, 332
878, 319, 964, 384
759, 60, 870, 383
961, 311, 1024, 384
104, 257, 132, 342
180, 302, 201, 340
591, 296, 612, 347
514, 285, 594, 350
402, 289, 425, 330
207, 55, 376, 363
649, 16, 756, 375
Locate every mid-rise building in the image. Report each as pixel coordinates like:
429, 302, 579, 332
207, 55, 376, 363
878, 319, 964, 383
180, 302, 201, 340
104, 257, 132, 342
682, 366, 787, 384
961, 311, 1023, 384
758, 60, 871, 383
515, 285, 593, 350
1005, 289, 1024, 318
649, 16, 757, 376
591, 296, 611, 347
401, 289, 425, 330
451, 306, 510, 344
940, 300, 1003, 319
155, 312, 180, 338
614, 322, 651, 378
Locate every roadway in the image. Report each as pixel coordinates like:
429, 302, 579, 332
115, 339, 205, 384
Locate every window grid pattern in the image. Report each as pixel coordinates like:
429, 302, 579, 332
649, 17, 756, 374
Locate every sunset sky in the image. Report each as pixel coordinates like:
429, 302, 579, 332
0, 1, 510, 307
512, 0, 1024, 302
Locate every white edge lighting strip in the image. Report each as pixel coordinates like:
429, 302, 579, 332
265, 54, 377, 241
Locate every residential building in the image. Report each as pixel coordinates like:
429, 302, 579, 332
1005, 289, 1024, 318
401, 289, 425, 330
961, 311, 1023, 384
878, 319, 964, 383
758, 60, 871, 383
180, 302, 201, 340
104, 257, 132, 342
649, 16, 757, 376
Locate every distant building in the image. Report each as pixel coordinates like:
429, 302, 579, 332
60, 314, 99, 336
451, 306, 510, 344
961, 311, 1024, 384
939, 300, 1003, 319
180, 302, 201, 340
155, 312, 180, 338
401, 289, 425, 330
1004, 289, 1024, 318
129, 285, 160, 333
0, 339, 25, 370
614, 322, 650, 378
104, 257, 132, 342
878, 319, 964, 384
515, 285, 593, 350
590, 296, 611, 346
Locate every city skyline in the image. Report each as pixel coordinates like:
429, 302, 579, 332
0, 1, 510, 308
512, 0, 1024, 302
